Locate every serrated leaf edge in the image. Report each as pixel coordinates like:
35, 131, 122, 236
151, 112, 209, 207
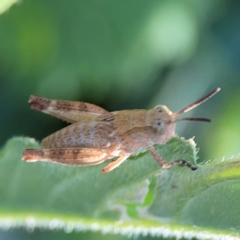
0, 213, 239, 240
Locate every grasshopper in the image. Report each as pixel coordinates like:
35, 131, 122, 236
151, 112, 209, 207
22, 88, 220, 173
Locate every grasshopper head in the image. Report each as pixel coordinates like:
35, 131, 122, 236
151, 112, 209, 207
146, 105, 175, 145
147, 105, 174, 135
147, 88, 220, 143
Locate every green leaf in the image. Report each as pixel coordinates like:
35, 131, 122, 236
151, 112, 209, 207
0, 137, 240, 239
0, 0, 18, 15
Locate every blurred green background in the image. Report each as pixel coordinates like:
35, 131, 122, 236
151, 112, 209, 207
1, 0, 240, 239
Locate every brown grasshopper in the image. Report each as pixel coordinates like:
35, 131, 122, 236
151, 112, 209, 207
22, 88, 220, 173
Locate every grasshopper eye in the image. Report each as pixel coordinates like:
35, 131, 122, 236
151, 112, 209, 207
152, 119, 165, 134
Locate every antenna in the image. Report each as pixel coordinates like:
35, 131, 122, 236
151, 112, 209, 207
171, 88, 220, 118
173, 117, 211, 123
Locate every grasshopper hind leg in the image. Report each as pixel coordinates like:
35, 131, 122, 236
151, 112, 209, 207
22, 147, 130, 173
22, 147, 113, 166
28, 95, 108, 123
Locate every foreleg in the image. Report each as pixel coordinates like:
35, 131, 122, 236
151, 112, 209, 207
147, 145, 197, 171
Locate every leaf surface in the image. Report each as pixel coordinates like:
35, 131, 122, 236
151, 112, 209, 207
0, 137, 240, 239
